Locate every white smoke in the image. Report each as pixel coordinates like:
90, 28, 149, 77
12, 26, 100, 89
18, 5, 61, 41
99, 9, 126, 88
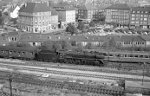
10, 6, 20, 18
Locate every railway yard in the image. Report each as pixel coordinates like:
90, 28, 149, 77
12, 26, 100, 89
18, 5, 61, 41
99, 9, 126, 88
0, 58, 149, 96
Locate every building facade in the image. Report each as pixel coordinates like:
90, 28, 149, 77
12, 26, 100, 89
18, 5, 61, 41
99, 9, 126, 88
55, 8, 76, 29
130, 6, 150, 29
114, 35, 147, 48
105, 4, 130, 26
77, 5, 104, 21
56, 9, 76, 23
18, 2, 58, 33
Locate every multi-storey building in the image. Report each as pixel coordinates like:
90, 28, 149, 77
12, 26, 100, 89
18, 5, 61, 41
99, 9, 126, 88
130, 6, 150, 29
53, 4, 76, 28
78, 5, 93, 21
18, 2, 58, 33
78, 5, 103, 21
138, 0, 150, 7
105, 4, 130, 26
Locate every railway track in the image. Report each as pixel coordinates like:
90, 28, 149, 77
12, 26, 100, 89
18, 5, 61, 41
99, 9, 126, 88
0, 63, 150, 83
16, 67, 150, 82
0, 92, 19, 96
0, 72, 124, 96
0, 58, 148, 77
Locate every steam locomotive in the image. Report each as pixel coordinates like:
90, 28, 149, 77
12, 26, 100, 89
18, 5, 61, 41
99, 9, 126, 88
0, 45, 105, 66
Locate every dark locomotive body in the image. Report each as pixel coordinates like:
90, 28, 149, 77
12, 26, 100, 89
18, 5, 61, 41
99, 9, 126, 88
35, 50, 58, 62
0, 45, 105, 66
57, 50, 104, 66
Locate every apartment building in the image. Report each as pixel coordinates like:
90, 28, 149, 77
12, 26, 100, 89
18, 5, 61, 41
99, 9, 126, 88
130, 6, 150, 29
105, 4, 130, 26
78, 5, 97, 21
18, 2, 58, 33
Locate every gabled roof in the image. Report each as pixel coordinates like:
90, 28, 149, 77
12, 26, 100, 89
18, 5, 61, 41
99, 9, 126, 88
113, 35, 145, 42
19, 2, 51, 13
106, 4, 130, 10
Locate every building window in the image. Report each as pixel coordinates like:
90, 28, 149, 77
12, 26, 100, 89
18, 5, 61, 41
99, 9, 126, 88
132, 18, 135, 20
144, 18, 147, 21
144, 15, 148, 17
137, 11, 140, 13
132, 14, 135, 17
136, 18, 139, 20
35, 28, 38, 32
132, 11, 135, 13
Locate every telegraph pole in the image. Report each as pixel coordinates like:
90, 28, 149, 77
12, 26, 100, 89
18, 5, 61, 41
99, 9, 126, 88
8, 75, 13, 96
142, 62, 145, 86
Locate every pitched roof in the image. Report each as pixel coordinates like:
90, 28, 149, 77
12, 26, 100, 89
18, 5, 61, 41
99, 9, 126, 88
19, 2, 51, 13
140, 35, 150, 41
113, 35, 145, 42
18, 32, 111, 43
2, 31, 20, 36
51, 9, 58, 15
19, 33, 68, 42
0, 35, 9, 46
71, 35, 109, 42
53, 3, 71, 8
131, 6, 150, 11
106, 4, 130, 10
53, 4, 75, 11
0, 5, 2, 10
78, 5, 95, 10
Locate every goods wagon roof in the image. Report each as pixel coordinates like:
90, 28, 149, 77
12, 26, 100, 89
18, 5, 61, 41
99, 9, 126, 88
0, 46, 37, 52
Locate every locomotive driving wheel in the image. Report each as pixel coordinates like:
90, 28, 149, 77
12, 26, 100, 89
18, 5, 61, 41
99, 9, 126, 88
94, 61, 99, 66
70, 59, 74, 64
82, 60, 86, 65
64, 59, 68, 63
67, 59, 72, 64
75, 60, 80, 65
